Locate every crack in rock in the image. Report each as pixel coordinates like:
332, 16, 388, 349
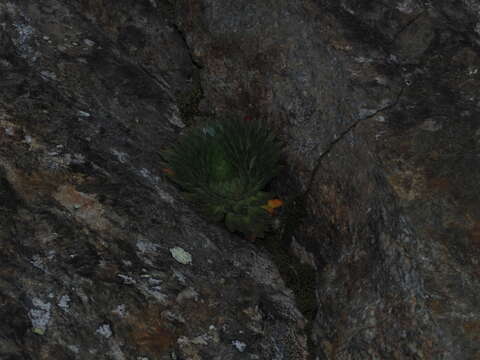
305, 85, 405, 195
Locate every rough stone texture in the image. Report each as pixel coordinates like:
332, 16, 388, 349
0, 1, 307, 359
2, 0, 480, 359
175, 0, 480, 359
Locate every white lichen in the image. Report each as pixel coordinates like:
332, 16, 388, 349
170, 247, 192, 265
139, 283, 168, 304
28, 298, 52, 335
40, 70, 57, 81
57, 294, 71, 311
232, 340, 247, 352
117, 274, 136, 285
96, 324, 112, 338
136, 240, 160, 253
83, 39, 96, 47
30, 254, 47, 271
111, 149, 129, 163
77, 110, 91, 117
112, 304, 128, 318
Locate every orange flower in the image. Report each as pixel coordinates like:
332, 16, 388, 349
163, 168, 175, 176
261, 198, 284, 214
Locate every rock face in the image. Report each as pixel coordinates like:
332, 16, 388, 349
1, 0, 479, 359
176, 0, 480, 358
0, 1, 307, 359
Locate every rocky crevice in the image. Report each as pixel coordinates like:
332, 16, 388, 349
1, 0, 480, 359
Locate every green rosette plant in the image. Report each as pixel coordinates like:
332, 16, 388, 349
163, 116, 283, 238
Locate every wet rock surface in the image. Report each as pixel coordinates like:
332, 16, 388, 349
1, 0, 480, 359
